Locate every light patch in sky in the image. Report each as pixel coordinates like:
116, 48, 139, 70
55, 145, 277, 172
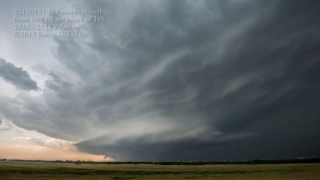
0, 119, 112, 161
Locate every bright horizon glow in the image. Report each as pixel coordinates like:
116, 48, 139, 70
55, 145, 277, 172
0, 119, 112, 161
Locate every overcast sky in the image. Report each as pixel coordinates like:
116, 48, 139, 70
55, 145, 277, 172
0, 0, 319, 161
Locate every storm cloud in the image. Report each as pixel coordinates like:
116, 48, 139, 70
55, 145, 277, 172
0, 58, 38, 90
0, 0, 320, 161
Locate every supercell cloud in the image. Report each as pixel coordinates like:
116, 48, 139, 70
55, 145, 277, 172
0, 0, 320, 161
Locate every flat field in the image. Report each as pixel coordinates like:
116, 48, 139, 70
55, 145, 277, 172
0, 161, 319, 180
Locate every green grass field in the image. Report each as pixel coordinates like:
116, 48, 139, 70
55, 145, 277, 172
0, 161, 319, 180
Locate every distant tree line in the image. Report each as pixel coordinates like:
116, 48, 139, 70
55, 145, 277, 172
1, 157, 320, 165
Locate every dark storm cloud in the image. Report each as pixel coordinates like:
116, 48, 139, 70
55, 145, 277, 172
2, 0, 320, 161
76, 0, 320, 161
0, 58, 38, 90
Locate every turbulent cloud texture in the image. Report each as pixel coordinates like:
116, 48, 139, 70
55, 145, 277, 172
0, 0, 320, 161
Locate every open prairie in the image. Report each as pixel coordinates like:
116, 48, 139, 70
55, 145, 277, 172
0, 161, 319, 180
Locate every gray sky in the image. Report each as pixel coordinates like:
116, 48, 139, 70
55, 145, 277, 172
0, 0, 320, 161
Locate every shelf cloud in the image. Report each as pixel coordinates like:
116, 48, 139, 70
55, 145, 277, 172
0, 0, 319, 161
